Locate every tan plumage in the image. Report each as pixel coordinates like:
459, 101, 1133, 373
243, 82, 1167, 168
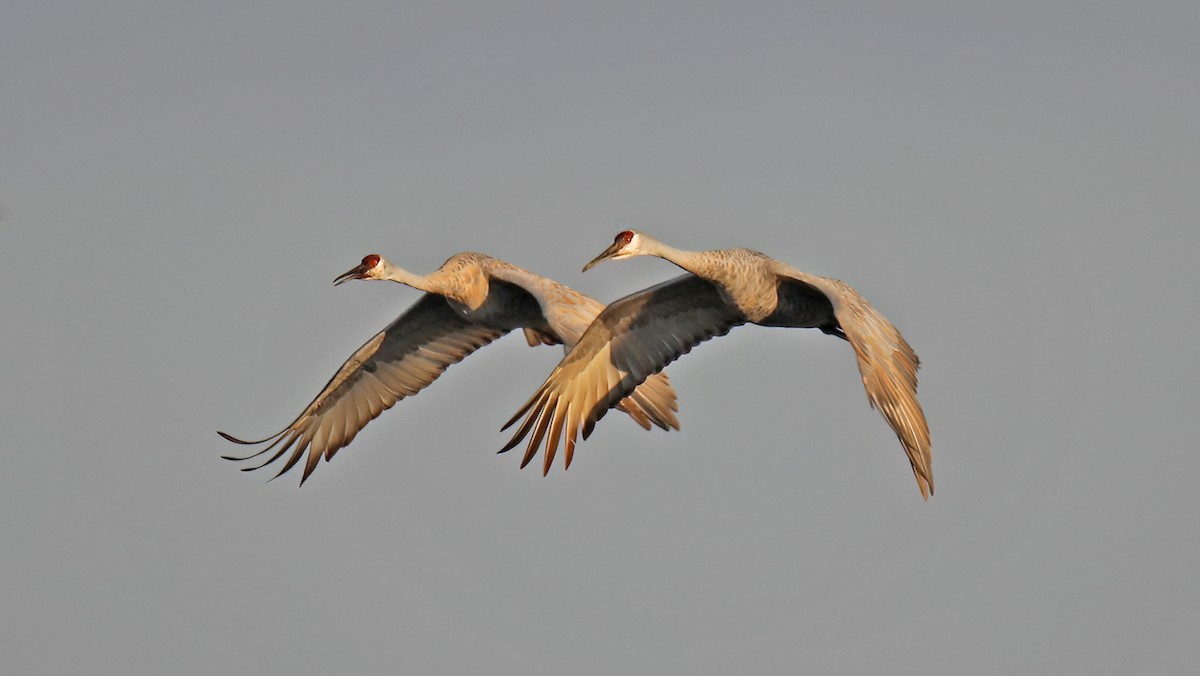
221, 252, 679, 485
501, 231, 933, 500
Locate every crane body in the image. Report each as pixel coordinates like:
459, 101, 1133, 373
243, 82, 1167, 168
502, 231, 933, 499
221, 252, 679, 484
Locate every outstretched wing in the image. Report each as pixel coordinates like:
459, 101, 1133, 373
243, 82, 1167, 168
486, 265, 681, 434
220, 293, 507, 484
500, 274, 745, 474
774, 264, 933, 500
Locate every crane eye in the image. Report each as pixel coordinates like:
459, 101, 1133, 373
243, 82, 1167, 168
363, 254, 381, 268
615, 230, 634, 246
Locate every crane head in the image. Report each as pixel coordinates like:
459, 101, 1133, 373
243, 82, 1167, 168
583, 230, 642, 272
333, 254, 384, 285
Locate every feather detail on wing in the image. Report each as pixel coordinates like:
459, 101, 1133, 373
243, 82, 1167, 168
614, 371, 678, 432
775, 265, 933, 500
499, 275, 744, 474
487, 265, 681, 435
220, 293, 506, 485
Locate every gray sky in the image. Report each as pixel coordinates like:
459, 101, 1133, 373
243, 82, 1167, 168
3, 2, 1197, 674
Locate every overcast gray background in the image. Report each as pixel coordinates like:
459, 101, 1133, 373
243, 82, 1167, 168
3, 2, 1197, 674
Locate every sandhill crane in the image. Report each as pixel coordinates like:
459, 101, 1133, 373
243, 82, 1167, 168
221, 252, 679, 484
500, 231, 933, 499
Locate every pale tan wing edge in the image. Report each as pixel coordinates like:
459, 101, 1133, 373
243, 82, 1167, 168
499, 274, 744, 474
775, 264, 932, 499
614, 371, 678, 432
485, 265, 681, 434
220, 293, 506, 484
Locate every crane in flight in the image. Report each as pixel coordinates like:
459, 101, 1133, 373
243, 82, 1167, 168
221, 252, 679, 484
500, 231, 932, 499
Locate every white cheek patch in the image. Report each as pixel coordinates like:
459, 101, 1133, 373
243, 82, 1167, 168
616, 233, 639, 256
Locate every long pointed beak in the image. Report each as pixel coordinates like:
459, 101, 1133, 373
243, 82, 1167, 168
333, 263, 370, 286
582, 243, 623, 272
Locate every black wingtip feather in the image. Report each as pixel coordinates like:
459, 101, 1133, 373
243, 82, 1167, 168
217, 430, 282, 445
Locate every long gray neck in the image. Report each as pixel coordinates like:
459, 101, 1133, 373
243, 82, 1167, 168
642, 237, 697, 274
380, 263, 434, 292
